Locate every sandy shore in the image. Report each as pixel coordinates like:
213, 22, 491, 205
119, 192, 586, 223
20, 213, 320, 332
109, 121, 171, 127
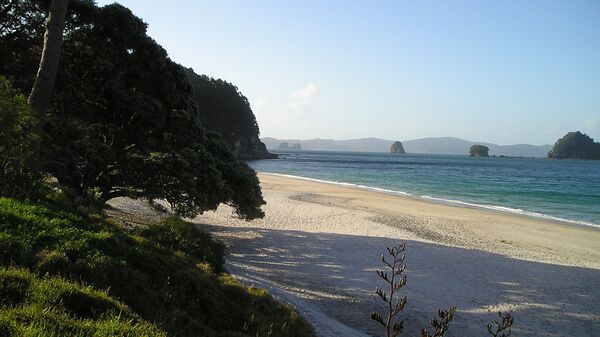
190, 173, 600, 337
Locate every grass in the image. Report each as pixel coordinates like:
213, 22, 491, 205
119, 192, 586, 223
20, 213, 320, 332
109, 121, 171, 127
0, 267, 165, 336
0, 197, 313, 337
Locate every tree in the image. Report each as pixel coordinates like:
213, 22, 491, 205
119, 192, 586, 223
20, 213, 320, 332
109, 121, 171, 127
1, 2, 266, 219
28, 0, 69, 118
469, 144, 489, 157
0, 0, 45, 94
48, 4, 265, 219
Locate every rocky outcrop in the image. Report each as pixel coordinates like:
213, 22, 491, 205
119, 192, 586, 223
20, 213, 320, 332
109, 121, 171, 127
279, 142, 302, 151
390, 141, 406, 154
233, 138, 278, 160
469, 144, 489, 157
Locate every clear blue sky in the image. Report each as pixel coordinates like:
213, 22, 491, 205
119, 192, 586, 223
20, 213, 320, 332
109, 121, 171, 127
97, 0, 600, 145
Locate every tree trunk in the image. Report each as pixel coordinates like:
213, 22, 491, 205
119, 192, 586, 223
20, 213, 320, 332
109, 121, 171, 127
28, 0, 69, 118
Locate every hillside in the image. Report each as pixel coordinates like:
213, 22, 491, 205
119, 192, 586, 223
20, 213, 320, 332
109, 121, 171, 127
0, 198, 313, 337
262, 137, 552, 157
184, 68, 276, 160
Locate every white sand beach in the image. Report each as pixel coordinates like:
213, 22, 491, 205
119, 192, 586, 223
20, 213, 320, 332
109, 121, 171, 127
192, 173, 600, 337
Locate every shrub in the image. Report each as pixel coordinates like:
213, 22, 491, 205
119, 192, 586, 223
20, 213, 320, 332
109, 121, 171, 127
138, 216, 226, 273
45, 185, 106, 217
371, 243, 512, 337
0, 76, 45, 200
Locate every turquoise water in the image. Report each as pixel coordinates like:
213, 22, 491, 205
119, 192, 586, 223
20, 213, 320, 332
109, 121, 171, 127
247, 151, 600, 228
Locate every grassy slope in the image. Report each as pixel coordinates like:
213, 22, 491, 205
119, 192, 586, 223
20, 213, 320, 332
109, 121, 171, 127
0, 198, 313, 337
0, 267, 165, 336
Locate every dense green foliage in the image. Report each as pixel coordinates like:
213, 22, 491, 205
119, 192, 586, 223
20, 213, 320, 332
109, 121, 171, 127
184, 68, 275, 159
0, 0, 265, 219
0, 267, 166, 336
547, 131, 600, 160
0, 0, 45, 92
185, 68, 258, 146
0, 197, 313, 337
469, 144, 489, 157
0, 2, 309, 335
0, 76, 44, 200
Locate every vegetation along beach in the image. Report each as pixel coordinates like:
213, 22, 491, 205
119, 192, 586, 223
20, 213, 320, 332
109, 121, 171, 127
1, 1, 599, 337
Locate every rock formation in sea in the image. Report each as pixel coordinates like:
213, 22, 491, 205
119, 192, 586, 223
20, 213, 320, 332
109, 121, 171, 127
469, 144, 490, 157
279, 142, 302, 151
390, 141, 406, 154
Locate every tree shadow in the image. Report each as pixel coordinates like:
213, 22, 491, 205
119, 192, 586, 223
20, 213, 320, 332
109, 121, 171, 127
202, 225, 600, 337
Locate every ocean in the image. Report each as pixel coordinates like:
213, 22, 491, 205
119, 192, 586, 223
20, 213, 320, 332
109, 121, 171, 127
247, 151, 600, 229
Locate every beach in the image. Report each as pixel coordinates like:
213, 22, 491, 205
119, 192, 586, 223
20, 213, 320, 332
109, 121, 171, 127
193, 173, 600, 337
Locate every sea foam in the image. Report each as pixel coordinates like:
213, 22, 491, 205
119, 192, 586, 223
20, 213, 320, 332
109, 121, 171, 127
264, 172, 600, 230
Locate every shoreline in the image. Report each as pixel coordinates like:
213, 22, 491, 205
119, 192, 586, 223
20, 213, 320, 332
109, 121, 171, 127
193, 173, 600, 336
250, 173, 600, 270
258, 172, 600, 230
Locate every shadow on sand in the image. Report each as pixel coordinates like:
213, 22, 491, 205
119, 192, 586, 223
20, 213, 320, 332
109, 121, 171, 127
203, 225, 600, 337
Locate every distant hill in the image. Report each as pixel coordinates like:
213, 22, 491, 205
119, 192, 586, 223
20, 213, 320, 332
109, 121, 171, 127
403, 137, 552, 157
261, 137, 552, 157
261, 137, 391, 152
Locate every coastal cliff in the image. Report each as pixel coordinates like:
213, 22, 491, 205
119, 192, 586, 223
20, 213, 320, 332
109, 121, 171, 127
235, 138, 278, 159
185, 68, 277, 159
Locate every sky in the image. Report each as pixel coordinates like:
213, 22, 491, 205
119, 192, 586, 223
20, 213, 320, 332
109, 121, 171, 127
96, 0, 600, 145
